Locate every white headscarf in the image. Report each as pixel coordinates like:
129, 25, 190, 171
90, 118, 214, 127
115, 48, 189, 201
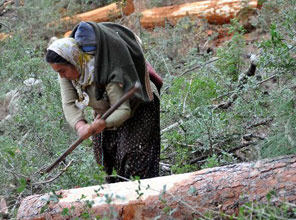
47, 37, 95, 109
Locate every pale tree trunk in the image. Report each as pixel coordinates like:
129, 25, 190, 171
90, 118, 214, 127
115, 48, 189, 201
140, 0, 258, 29
55, 0, 134, 27
17, 155, 296, 220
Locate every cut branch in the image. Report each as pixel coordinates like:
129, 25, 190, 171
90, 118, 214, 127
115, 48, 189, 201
246, 118, 273, 129
161, 121, 182, 134
190, 141, 257, 164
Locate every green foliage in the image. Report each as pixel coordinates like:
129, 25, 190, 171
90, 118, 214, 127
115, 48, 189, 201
1, 0, 296, 218
259, 23, 296, 76
0, 1, 110, 217
236, 191, 296, 219
215, 19, 247, 81
261, 91, 296, 158
201, 154, 220, 169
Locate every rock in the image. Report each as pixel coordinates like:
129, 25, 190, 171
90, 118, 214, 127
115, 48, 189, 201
23, 78, 42, 87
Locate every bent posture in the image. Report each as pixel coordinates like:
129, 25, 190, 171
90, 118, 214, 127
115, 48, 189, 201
45, 22, 161, 183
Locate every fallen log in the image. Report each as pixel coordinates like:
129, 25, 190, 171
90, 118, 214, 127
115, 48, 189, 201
54, 0, 134, 29
140, 0, 258, 29
17, 154, 296, 219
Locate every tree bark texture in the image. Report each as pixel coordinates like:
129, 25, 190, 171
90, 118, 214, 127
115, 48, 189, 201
140, 0, 258, 29
60, 0, 134, 26
17, 155, 296, 220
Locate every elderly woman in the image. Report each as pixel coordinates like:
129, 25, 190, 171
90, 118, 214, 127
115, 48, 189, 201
45, 22, 161, 183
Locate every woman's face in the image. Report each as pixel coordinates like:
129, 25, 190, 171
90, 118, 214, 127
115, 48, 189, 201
50, 63, 80, 80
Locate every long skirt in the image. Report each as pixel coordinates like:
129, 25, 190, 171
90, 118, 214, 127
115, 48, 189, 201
92, 96, 160, 183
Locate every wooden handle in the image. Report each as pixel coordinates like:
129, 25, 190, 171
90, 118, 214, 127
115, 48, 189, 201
43, 82, 141, 174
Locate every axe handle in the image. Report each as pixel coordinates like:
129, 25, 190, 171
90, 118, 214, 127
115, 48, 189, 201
44, 82, 141, 174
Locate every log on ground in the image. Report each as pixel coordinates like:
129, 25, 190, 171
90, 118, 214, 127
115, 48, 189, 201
57, 0, 134, 27
140, 0, 258, 29
17, 155, 296, 219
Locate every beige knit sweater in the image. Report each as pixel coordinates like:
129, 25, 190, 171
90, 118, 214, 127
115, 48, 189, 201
59, 77, 159, 129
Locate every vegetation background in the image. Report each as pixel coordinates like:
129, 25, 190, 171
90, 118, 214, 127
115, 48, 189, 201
0, 0, 295, 219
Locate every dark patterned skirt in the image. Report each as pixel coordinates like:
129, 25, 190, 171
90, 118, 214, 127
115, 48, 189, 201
92, 96, 160, 183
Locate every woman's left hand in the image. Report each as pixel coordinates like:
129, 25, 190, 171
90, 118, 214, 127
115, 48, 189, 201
90, 118, 106, 135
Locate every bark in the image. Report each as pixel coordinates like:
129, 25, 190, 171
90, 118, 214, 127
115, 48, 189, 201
17, 155, 296, 220
140, 0, 258, 29
56, 0, 134, 28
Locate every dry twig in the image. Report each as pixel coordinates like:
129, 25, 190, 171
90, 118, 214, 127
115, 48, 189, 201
180, 57, 220, 76
33, 160, 74, 185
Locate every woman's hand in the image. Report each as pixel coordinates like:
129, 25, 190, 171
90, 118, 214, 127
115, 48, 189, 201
90, 118, 106, 135
75, 121, 91, 139
75, 118, 106, 139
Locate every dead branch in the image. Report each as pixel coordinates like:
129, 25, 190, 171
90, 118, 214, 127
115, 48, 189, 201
213, 93, 238, 110
246, 118, 273, 129
213, 54, 257, 110
190, 141, 257, 164
180, 57, 220, 76
212, 90, 236, 102
161, 121, 183, 135
257, 74, 277, 85
33, 160, 73, 185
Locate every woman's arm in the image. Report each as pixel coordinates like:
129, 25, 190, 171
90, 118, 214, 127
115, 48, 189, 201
59, 76, 86, 129
104, 83, 131, 128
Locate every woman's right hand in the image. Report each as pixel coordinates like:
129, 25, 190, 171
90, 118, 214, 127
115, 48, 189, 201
90, 118, 106, 135
75, 119, 106, 139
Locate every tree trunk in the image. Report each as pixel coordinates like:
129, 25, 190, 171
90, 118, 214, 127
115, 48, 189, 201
58, 0, 134, 27
140, 0, 258, 29
17, 155, 296, 220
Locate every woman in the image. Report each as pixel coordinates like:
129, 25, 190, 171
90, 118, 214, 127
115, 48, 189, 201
45, 22, 161, 183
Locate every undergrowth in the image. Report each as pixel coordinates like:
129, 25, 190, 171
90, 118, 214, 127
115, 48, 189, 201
0, 0, 295, 219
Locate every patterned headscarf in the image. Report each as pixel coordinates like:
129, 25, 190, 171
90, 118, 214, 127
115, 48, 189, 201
47, 37, 95, 109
